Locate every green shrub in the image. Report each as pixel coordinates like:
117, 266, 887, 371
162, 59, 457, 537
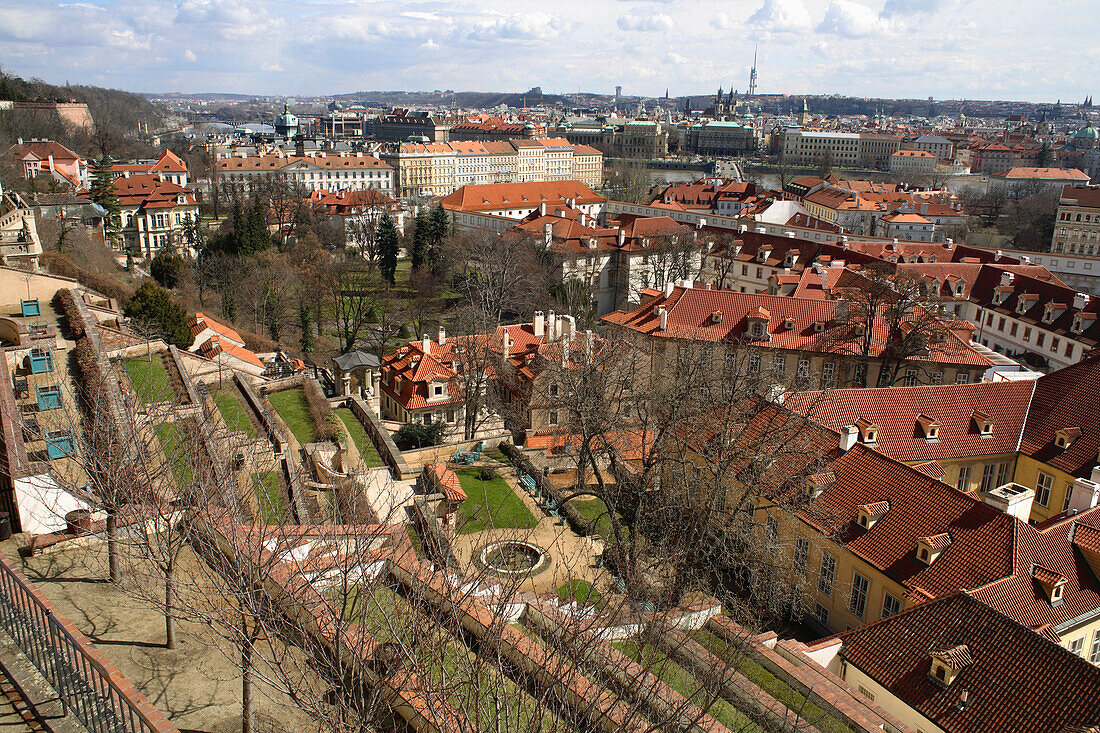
394, 421, 446, 450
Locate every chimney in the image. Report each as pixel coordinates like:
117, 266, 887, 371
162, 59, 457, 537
1068, 471, 1100, 514
543, 222, 553, 248
920, 202, 929, 215
560, 332, 570, 367
945, 237, 954, 249
663, 281, 675, 298
1074, 293, 1091, 311
437, 326, 446, 345
502, 328, 511, 359
617, 229, 626, 246
563, 315, 575, 341
123, 170, 130, 178
658, 307, 668, 331
839, 425, 858, 452
995, 249, 1003, 261
421, 334, 431, 354
539, 202, 546, 216
1001, 271, 1015, 287
681, 278, 693, 289
533, 310, 545, 337
547, 311, 557, 340
738, 224, 748, 234
697, 217, 707, 229
982, 483, 1035, 522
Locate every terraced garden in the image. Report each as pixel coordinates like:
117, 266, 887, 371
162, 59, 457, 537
125, 355, 172, 405
211, 387, 257, 437
689, 628, 850, 733
268, 388, 317, 445
612, 639, 759, 732
253, 471, 287, 524
335, 408, 383, 467
155, 422, 193, 487
346, 582, 568, 733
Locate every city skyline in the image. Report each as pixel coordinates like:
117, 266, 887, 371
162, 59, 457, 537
1, 0, 1096, 103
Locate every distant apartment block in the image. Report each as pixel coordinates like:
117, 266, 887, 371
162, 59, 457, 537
216, 151, 395, 195
780, 129, 901, 170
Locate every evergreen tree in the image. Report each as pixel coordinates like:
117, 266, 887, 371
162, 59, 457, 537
377, 212, 399, 286
410, 209, 430, 270
428, 203, 450, 245
88, 156, 122, 251
1037, 141, 1053, 168
150, 250, 185, 289
229, 200, 245, 255
299, 299, 314, 353
124, 282, 193, 349
244, 199, 269, 254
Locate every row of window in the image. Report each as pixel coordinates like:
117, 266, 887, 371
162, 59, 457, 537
1067, 629, 1100, 665
814, 553, 901, 625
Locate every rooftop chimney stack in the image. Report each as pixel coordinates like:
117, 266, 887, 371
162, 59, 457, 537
697, 217, 707, 229
1001, 271, 1015, 287
617, 229, 626, 246
659, 307, 668, 331
422, 334, 431, 354
533, 310, 545, 337
502, 328, 510, 359
547, 311, 557, 341
995, 249, 1003, 261
437, 326, 446, 346
1074, 293, 1091, 311
982, 483, 1035, 522
543, 222, 553, 249
839, 425, 858, 452
663, 281, 675, 298
1068, 473, 1100, 514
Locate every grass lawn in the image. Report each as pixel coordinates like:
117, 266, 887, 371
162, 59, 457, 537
267, 388, 317, 445
335, 408, 383, 467
253, 472, 286, 524
211, 388, 257, 437
155, 422, 193, 487
613, 640, 759, 732
557, 578, 601, 606
568, 497, 622, 537
406, 525, 423, 556
125, 356, 172, 405
690, 628, 848, 733
455, 468, 537, 535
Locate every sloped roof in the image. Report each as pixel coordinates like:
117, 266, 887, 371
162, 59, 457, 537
1020, 354, 1100, 478
785, 381, 1036, 463
440, 181, 605, 213
835, 592, 1100, 733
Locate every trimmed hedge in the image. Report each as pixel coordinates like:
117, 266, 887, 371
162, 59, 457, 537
303, 378, 341, 444
52, 288, 85, 340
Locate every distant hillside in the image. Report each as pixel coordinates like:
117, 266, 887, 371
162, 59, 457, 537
333, 87, 570, 109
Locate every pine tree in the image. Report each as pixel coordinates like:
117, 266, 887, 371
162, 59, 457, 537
377, 212, 399, 286
428, 204, 450, 246
410, 209, 430, 270
1037, 140, 1053, 168
123, 282, 193, 349
89, 156, 122, 251
245, 199, 269, 254
230, 200, 245, 255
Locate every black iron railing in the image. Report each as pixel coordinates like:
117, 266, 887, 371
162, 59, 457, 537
0, 556, 176, 733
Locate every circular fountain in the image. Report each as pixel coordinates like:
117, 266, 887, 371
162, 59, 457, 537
477, 541, 549, 576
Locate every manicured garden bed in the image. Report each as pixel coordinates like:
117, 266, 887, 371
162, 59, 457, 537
268, 388, 317, 445
211, 387, 257, 437
125, 356, 171, 405
253, 472, 286, 524
155, 422, 192, 487
455, 468, 537, 534
335, 408, 383, 467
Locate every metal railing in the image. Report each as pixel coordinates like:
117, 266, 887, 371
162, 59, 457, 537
0, 557, 176, 733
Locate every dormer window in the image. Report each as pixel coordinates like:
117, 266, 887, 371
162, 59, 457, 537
745, 307, 771, 341
784, 251, 799, 267
1032, 565, 1066, 607
856, 501, 889, 529
992, 287, 1010, 306
757, 247, 771, 263
813, 321, 827, 333
928, 645, 972, 687
972, 410, 994, 436
1055, 427, 1082, 450
1072, 312, 1095, 334
783, 317, 796, 331
806, 471, 835, 499
917, 533, 951, 565
1043, 302, 1067, 324
955, 281, 966, 297
711, 311, 724, 324
852, 323, 866, 336
917, 414, 940, 441
855, 418, 879, 445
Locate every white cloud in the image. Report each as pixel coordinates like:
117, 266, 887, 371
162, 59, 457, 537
747, 0, 813, 34
183, 48, 196, 62
881, 0, 946, 17
617, 8, 674, 32
713, 11, 735, 30
420, 38, 439, 50
817, 0, 888, 38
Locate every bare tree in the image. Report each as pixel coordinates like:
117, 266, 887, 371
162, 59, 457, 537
451, 230, 545, 324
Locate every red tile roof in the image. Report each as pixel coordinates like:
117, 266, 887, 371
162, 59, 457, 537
602, 286, 991, 368
424, 463, 465, 502
440, 181, 604, 213
784, 381, 1036, 463
1020, 354, 1100, 478
835, 593, 1100, 733
189, 312, 245, 346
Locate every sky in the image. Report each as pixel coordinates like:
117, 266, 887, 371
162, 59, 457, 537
0, 0, 1096, 102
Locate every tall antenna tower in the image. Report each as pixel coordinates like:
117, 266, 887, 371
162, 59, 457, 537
747, 45, 758, 97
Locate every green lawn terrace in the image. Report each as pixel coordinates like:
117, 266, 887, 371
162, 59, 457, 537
209, 385, 258, 438
335, 407, 382, 468
454, 467, 538, 534
267, 388, 317, 446
201, 520, 893, 733
123, 353, 175, 405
